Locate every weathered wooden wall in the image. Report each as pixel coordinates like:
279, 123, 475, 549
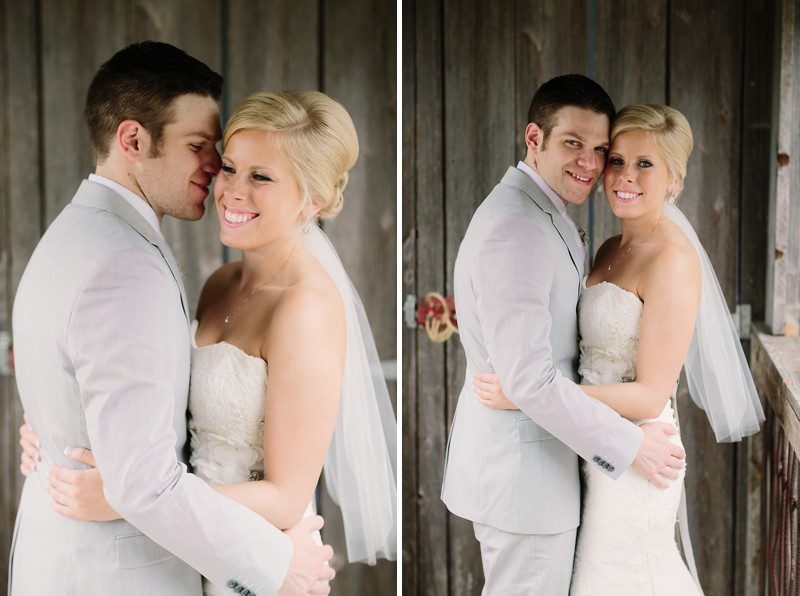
0, 1, 397, 593
402, 1, 775, 594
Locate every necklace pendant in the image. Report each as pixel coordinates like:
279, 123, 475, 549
224, 316, 230, 324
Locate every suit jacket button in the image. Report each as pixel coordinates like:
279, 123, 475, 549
227, 580, 238, 589
593, 456, 600, 463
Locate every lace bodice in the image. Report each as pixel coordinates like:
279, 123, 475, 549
578, 280, 643, 386
188, 320, 267, 485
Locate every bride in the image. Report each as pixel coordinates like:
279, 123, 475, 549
474, 104, 763, 594
19, 90, 397, 592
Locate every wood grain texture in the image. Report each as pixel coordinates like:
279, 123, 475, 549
413, 0, 449, 592
224, 0, 319, 115
40, 0, 127, 226
0, 0, 41, 589
736, 1, 775, 592
739, 0, 775, 324
766, 0, 800, 335
401, 0, 418, 591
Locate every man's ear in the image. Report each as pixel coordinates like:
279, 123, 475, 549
116, 120, 150, 162
524, 122, 545, 159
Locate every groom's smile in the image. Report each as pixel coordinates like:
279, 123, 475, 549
524, 106, 611, 207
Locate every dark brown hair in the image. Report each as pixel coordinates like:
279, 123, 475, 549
84, 41, 223, 160
526, 74, 615, 145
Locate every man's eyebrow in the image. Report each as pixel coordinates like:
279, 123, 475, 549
561, 131, 610, 147
184, 131, 218, 141
561, 131, 585, 141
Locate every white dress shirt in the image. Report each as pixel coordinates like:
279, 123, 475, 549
517, 161, 585, 265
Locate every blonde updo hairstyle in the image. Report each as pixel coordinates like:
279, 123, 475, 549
610, 104, 693, 199
223, 90, 359, 220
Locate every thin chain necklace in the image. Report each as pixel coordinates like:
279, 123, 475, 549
607, 214, 663, 272
224, 244, 299, 324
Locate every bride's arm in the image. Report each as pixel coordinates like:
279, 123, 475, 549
214, 284, 346, 530
478, 244, 701, 420
580, 244, 701, 419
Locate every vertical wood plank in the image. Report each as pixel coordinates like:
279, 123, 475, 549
593, 0, 667, 260
401, 0, 418, 592
766, 0, 800, 335
224, 0, 319, 116
40, 0, 127, 226
669, 2, 744, 594
322, 0, 397, 592
412, 0, 448, 593
737, 1, 775, 593
127, 0, 225, 316
740, 0, 774, 324
443, 1, 516, 592
0, 0, 41, 589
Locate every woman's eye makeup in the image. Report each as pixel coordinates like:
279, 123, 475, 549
252, 173, 273, 182
609, 156, 623, 166
220, 164, 235, 174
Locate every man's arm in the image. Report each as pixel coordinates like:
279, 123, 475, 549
69, 249, 293, 594
474, 215, 644, 478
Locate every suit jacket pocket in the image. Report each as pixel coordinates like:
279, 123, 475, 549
516, 418, 553, 442
116, 532, 175, 569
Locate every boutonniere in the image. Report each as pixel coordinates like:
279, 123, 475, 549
577, 225, 589, 246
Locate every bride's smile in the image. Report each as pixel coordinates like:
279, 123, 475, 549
214, 128, 311, 252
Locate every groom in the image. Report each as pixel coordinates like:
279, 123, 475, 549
441, 75, 686, 594
10, 42, 332, 595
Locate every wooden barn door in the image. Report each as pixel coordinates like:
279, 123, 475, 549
0, 1, 397, 593
403, 1, 774, 594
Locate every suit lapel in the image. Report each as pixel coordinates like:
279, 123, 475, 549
71, 180, 190, 322
501, 167, 583, 282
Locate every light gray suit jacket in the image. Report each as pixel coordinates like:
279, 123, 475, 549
10, 180, 291, 595
441, 166, 643, 535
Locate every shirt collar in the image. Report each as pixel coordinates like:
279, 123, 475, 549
516, 161, 569, 216
87, 173, 164, 240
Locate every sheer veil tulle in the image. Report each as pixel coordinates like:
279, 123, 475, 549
663, 203, 765, 442
301, 224, 397, 564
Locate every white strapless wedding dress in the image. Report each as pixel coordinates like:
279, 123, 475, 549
570, 282, 701, 595
186, 321, 318, 596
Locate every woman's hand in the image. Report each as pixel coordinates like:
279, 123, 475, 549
474, 372, 518, 410
19, 414, 41, 476
48, 447, 121, 522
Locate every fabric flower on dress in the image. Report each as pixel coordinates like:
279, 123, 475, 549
189, 428, 264, 485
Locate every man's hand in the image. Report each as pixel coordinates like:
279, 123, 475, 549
280, 515, 335, 595
631, 422, 686, 489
